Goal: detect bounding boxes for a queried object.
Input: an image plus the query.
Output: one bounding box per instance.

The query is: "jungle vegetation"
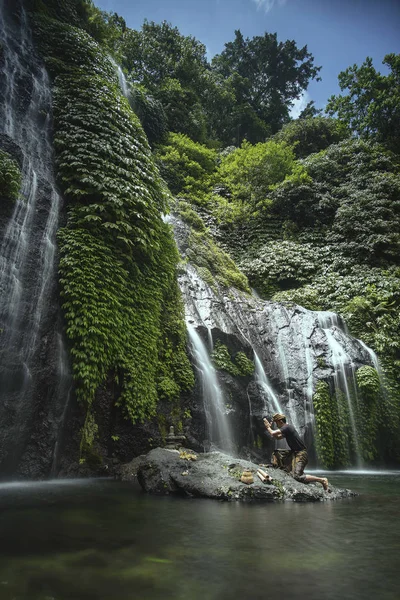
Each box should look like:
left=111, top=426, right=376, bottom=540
left=26, top=0, right=400, bottom=464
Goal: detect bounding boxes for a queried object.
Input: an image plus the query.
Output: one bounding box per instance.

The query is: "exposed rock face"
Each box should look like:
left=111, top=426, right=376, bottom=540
left=0, top=0, right=71, bottom=478
left=132, top=448, right=356, bottom=502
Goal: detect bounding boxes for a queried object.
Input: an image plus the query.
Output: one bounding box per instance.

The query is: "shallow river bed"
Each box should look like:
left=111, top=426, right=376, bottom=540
left=0, top=472, right=399, bottom=600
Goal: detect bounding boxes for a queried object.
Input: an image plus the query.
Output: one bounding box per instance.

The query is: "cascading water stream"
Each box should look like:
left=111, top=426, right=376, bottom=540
left=187, top=324, right=234, bottom=453
left=110, top=57, right=130, bottom=99
left=254, top=353, right=282, bottom=415
left=319, top=318, right=363, bottom=467
left=358, top=340, right=386, bottom=384
left=0, top=1, right=71, bottom=474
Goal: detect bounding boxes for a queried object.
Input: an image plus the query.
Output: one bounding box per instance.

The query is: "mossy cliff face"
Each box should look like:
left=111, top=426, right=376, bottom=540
left=27, top=1, right=194, bottom=467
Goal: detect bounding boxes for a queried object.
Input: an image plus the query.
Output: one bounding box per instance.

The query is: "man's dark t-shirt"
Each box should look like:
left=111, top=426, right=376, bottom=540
left=280, top=424, right=306, bottom=452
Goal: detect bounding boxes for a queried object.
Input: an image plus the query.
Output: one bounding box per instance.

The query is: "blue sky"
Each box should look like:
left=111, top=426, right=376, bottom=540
left=95, top=0, right=400, bottom=115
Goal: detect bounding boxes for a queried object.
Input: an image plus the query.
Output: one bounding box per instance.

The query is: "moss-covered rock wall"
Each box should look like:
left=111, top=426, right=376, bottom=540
left=27, top=1, right=194, bottom=466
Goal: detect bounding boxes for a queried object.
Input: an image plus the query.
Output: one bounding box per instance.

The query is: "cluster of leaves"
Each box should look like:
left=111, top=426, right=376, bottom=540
left=327, top=53, right=400, bottom=154
left=312, top=381, right=350, bottom=468
left=355, top=366, right=380, bottom=462
left=129, top=85, right=168, bottom=146
left=209, top=139, right=310, bottom=226
left=269, top=139, right=400, bottom=240
left=187, top=229, right=250, bottom=293
left=270, top=116, right=350, bottom=159
left=312, top=372, right=388, bottom=468
left=209, top=30, right=321, bottom=144
left=155, top=133, right=217, bottom=203
left=0, top=150, right=21, bottom=201
left=239, top=241, right=324, bottom=297
left=211, top=341, right=254, bottom=377
left=216, top=140, right=305, bottom=204
left=175, top=201, right=206, bottom=232
left=31, top=10, right=194, bottom=454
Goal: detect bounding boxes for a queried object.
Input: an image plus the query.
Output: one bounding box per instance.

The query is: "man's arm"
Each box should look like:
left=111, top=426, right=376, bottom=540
left=263, top=419, right=284, bottom=439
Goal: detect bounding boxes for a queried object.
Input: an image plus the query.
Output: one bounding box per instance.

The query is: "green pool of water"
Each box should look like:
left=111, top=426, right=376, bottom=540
left=0, top=472, right=399, bottom=600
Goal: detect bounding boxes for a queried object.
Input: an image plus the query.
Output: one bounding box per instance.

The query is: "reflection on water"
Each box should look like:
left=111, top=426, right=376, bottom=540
left=0, top=474, right=399, bottom=600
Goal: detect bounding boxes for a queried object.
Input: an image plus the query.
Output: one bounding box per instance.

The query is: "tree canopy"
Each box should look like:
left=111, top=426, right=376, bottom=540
left=210, top=30, right=321, bottom=144
left=326, top=53, right=400, bottom=153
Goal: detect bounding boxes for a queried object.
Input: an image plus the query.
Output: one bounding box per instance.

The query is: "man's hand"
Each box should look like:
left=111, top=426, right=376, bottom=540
left=263, top=418, right=273, bottom=430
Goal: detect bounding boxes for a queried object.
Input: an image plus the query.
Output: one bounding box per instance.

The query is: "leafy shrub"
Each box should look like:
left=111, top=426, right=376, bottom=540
left=211, top=342, right=254, bottom=377
left=271, top=116, right=349, bottom=158
left=0, top=150, right=21, bottom=200
left=155, top=132, right=217, bottom=203
left=129, top=85, right=168, bottom=146
left=270, top=139, right=400, bottom=238
left=188, top=229, right=250, bottom=292
left=240, top=240, right=324, bottom=297
left=216, top=139, right=304, bottom=207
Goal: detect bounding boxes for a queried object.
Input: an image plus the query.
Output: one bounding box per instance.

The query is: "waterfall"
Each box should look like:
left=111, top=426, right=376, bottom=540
left=358, top=340, right=385, bottom=381
left=167, top=215, right=378, bottom=466
left=254, top=353, right=282, bottom=415
left=110, top=57, right=130, bottom=99
left=0, top=1, right=71, bottom=475
left=187, top=325, right=234, bottom=453
left=318, top=317, right=363, bottom=467
left=117, top=66, right=129, bottom=98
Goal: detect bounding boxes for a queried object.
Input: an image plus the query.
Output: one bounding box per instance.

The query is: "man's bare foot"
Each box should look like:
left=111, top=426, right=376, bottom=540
left=322, top=477, right=330, bottom=492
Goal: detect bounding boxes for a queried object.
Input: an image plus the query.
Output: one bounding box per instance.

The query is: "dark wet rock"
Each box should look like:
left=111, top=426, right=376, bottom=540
left=119, top=454, right=147, bottom=480
left=134, top=448, right=356, bottom=502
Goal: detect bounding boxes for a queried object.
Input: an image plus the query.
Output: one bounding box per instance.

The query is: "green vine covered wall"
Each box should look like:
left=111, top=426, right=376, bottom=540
left=0, top=150, right=21, bottom=201
left=28, top=3, right=194, bottom=454
left=313, top=365, right=397, bottom=468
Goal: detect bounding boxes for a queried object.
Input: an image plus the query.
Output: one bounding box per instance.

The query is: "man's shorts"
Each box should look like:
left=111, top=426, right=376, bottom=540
left=272, top=449, right=308, bottom=483
left=292, top=450, right=308, bottom=483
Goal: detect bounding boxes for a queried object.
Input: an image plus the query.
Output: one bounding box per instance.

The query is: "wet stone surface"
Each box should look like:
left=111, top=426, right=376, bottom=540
left=125, top=448, right=357, bottom=502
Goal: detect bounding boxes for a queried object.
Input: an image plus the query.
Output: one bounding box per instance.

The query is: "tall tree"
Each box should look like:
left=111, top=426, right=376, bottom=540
left=210, top=30, right=321, bottom=144
left=120, top=20, right=209, bottom=141
left=121, top=20, right=208, bottom=94
left=326, top=54, right=400, bottom=153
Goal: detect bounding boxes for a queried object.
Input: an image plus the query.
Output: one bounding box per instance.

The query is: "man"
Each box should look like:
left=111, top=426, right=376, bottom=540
left=263, top=413, right=330, bottom=492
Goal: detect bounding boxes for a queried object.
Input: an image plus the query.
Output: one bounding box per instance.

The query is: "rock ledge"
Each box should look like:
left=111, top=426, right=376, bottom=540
left=123, top=448, right=356, bottom=502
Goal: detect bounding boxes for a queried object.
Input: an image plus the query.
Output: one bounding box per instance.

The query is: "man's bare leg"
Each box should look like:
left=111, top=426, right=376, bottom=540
left=304, top=474, right=330, bottom=491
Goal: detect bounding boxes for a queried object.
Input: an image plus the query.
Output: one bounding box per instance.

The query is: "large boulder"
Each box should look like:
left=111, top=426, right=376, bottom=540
left=132, top=448, right=356, bottom=502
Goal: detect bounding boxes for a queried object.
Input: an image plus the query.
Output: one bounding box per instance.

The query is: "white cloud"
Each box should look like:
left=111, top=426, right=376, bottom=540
left=252, top=0, right=288, bottom=14
left=289, top=91, right=311, bottom=119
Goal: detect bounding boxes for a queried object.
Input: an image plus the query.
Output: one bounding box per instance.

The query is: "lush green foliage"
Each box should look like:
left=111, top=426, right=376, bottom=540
left=312, top=381, right=350, bottom=468
left=211, top=139, right=309, bottom=224
left=210, top=30, right=321, bottom=144
left=103, top=20, right=321, bottom=146
left=217, top=140, right=299, bottom=202
left=240, top=241, right=323, bottom=297
left=211, top=341, right=254, bottom=377
left=129, top=85, right=168, bottom=146
left=327, top=53, right=400, bottom=153
left=155, top=133, right=217, bottom=203
left=31, top=7, right=194, bottom=455
left=270, top=117, right=349, bottom=158
left=27, top=0, right=126, bottom=52
left=270, top=140, right=400, bottom=258
left=121, top=21, right=209, bottom=142
left=187, top=229, right=250, bottom=293
left=174, top=200, right=250, bottom=294
left=0, top=150, right=21, bottom=200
